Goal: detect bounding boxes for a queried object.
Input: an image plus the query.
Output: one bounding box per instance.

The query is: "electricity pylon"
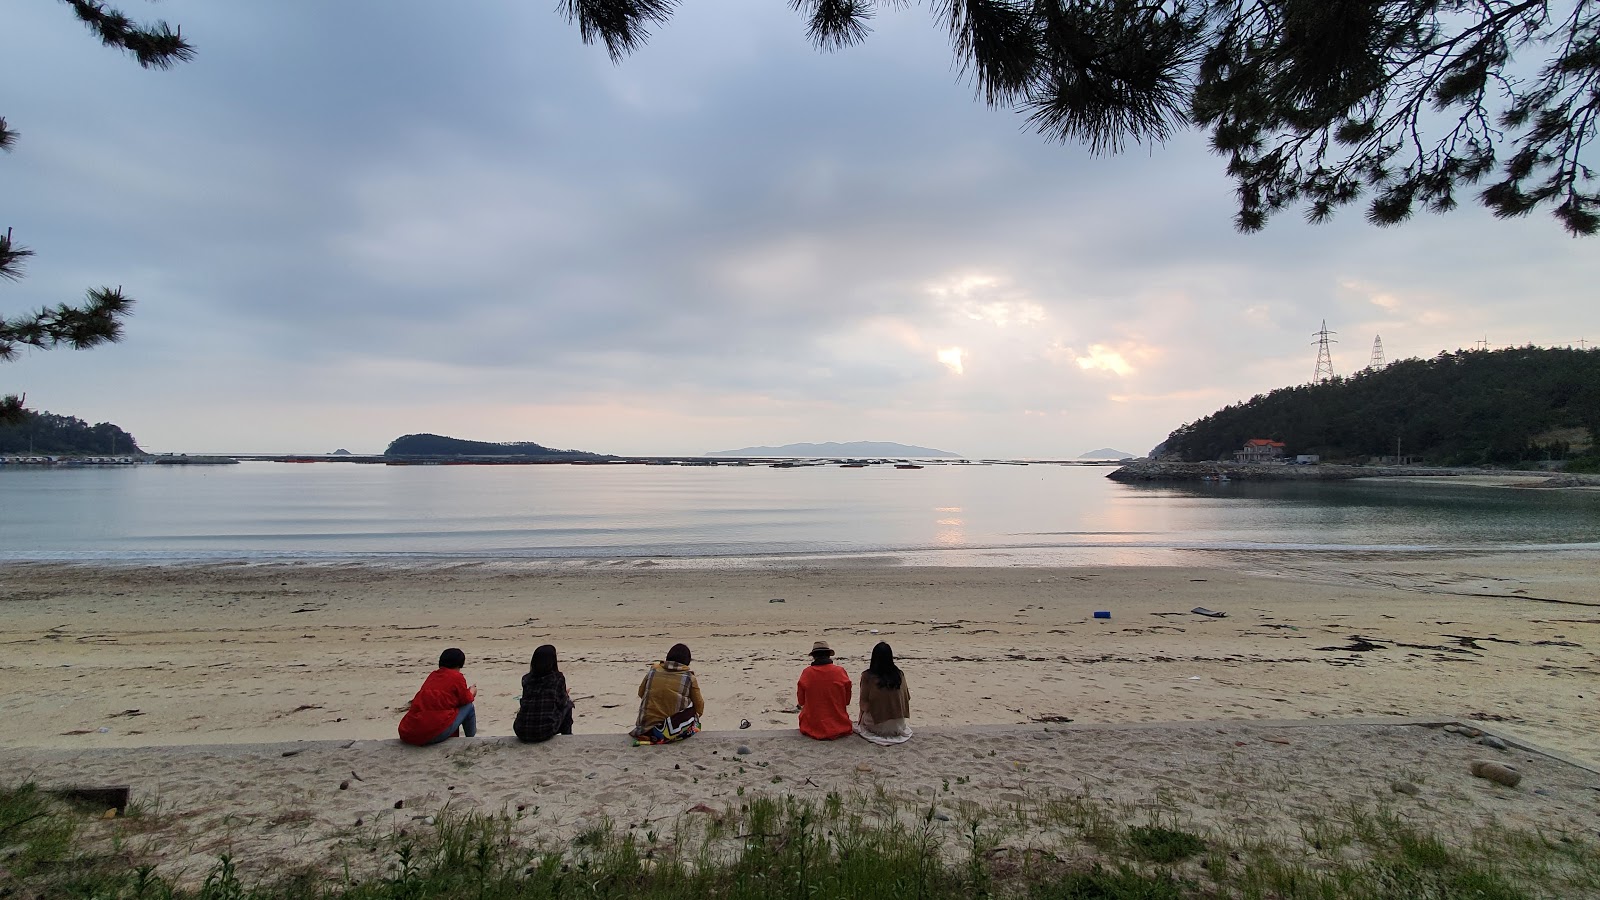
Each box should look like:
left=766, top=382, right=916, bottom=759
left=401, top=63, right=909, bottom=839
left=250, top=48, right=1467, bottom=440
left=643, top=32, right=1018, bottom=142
left=1366, top=334, right=1386, bottom=370
left=1312, top=320, right=1337, bottom=383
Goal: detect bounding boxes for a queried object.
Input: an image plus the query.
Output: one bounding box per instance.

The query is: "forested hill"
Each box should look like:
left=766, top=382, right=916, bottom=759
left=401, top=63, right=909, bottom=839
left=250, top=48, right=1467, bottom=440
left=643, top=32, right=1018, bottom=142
left=383, top=434, right=609, bottom=459
left=1164, top=347, right=1600, bottom=466
left=0, top=411, right=142, bottom=455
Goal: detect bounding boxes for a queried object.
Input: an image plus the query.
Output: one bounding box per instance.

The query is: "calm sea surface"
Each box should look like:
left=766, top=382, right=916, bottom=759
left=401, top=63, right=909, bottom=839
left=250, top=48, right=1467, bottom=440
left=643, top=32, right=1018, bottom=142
left=2, top=462, right=1598, bottom=565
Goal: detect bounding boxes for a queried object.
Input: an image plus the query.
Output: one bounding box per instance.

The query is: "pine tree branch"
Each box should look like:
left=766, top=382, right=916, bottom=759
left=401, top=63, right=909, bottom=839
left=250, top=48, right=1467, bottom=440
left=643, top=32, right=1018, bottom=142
left=0, top=394, right=24, bottom=426
left=0, top=116, right=16, bottom=151
left=58, top=0, right=194, bottom=69
left=0, top=228, right=34, bottom=282
left=0, top=287, right=134, bottom=362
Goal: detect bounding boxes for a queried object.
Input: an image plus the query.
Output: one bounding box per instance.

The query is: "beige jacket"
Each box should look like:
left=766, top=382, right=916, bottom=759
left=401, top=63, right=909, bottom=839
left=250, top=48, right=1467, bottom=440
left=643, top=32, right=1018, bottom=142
left=632, top=661, right=705, bottom=733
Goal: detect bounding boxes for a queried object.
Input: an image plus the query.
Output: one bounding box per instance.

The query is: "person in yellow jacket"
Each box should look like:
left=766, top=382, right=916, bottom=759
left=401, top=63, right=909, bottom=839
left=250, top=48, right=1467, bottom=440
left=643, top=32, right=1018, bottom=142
left=630, top=643, right=705, bottom=744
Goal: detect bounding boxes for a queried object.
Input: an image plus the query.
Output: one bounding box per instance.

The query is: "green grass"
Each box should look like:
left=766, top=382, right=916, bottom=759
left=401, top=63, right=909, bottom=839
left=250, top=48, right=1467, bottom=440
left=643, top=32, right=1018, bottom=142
left=5, top=781, right=1599, bottom=899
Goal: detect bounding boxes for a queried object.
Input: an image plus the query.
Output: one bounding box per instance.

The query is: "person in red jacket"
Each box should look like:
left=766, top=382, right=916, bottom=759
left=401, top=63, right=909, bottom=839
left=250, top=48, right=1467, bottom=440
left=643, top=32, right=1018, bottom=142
left=796, top=640, right=853, bottom=740
left=398, top=647, right=478, bottom=746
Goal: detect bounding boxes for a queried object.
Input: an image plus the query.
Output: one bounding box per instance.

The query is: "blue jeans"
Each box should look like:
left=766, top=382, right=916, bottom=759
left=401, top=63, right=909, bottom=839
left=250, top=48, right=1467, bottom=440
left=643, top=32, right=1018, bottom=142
left=427, top=702, right=476, bottom=744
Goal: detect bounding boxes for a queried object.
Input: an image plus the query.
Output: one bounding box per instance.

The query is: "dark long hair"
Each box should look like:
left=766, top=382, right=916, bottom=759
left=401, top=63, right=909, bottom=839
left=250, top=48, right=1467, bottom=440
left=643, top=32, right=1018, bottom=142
left=530, top=644, right=558, bottom=677
left=666, top=643, right=692, bottom=665
left=867, top=641, right=902, bottom=690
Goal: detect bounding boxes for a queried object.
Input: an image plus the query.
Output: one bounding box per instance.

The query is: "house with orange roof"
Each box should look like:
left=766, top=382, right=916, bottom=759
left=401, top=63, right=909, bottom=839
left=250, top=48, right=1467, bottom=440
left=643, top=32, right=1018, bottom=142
left=1234, top=439, right=1287, bottom=463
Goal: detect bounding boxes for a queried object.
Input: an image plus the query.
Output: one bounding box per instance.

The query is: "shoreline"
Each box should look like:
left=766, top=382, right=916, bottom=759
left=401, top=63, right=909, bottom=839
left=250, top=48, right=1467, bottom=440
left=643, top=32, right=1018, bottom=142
left=7, top=554, right=1600, bottom=890
left=4, top=554, right=1597, bottom=762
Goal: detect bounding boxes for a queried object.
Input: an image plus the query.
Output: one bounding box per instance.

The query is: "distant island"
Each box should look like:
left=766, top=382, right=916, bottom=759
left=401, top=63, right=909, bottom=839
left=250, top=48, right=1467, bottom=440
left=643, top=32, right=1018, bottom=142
left=384, top=433, right=611, bottom=460
left=1160, top=346, right=1599, bottom=471
left=707, top=441, right=961, bottom=458
left=0, top=410, right=142, bottom=456
left=1079, top=448, right=1139, bottom=460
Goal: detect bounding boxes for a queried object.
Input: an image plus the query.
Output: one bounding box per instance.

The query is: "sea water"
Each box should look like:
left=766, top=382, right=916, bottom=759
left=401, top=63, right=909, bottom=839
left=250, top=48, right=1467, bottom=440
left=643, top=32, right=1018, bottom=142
left=1, top=461, right=1598, bottom=564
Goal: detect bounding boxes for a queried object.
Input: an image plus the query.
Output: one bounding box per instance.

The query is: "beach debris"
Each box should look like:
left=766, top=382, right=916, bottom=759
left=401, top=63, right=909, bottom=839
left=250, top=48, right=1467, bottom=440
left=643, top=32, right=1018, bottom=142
left=97, top=727, right=111, bottom=733
left=1391, top=781, right=1421, bottom=796
left=281, top=750, right=302, bottom=758
left=354, top=817, right=364, bottom=827
left=45, top=785, right=130, bottom=814
left=109, top=709, right=144, bottom=718
left=855, top=763, right=873, bottom=773
left=351, top=770, right=365, bottom=782
left=1471, top=760, right=1522, bottom=788
left=736, top=745, right=752, bottom=755
left=870, top=629, right=880, bottom=634
left=394, top=800, right=405, bottom=809
left=739, top=719, right=751, bottom=729
left=1093, top=611, right=1111, bottom=619
left=1029, top=714, right=1073, bottom=724
left=1315, top=638, right=1385, bottom=652
left=1480, top=735, right=1509, bottom=750
left=339, top=780, right=350, bottom=790
left=1191, top=607, right=1228, bottom=618
left=934, top=812, right=952, bottom=821
left=769, top=598, right=785, bottom=603
left=1263, top=738, right=1292, bottom=746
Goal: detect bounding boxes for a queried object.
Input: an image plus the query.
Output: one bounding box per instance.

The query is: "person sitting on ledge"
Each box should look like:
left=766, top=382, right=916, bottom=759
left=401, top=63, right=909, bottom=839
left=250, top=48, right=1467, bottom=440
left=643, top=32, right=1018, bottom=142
left=630, top=643, right=704, bottom=744
left=513, top=644, right=574, bottom=743
left=398, top=647, right=477, bottom=746
left=797, top=640, right=853, bottom=740
left=855, top=641, right=912, bottom=745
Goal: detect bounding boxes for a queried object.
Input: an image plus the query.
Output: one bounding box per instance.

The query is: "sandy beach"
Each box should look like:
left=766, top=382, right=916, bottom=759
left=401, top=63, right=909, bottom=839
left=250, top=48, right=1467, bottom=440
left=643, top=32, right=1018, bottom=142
left=4, top=553, right=1599, bottom=884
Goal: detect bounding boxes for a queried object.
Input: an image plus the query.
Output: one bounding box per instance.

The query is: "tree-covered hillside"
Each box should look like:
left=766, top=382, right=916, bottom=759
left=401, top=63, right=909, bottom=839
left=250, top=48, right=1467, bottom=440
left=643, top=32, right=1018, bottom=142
left=1164, top=348, right=1600, bottom=466
left=0, top=410, right=141, bottom=455
left=383, top=433, right=607, bottom=459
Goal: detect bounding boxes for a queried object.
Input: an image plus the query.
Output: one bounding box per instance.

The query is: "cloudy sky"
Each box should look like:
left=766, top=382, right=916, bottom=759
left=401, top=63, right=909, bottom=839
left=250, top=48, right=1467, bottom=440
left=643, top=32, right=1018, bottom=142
left=4, top=2, right=1596, bottom=457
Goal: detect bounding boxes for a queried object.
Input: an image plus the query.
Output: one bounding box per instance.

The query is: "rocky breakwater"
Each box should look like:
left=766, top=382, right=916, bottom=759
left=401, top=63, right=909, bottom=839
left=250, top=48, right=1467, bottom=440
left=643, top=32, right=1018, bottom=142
left=1108, top=461, right=1413, bottom=482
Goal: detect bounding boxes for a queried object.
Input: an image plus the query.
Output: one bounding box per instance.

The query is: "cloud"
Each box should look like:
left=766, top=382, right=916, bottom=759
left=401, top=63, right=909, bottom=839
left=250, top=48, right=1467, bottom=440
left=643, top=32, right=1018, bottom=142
left=2, top=0, right=1596, bottom=457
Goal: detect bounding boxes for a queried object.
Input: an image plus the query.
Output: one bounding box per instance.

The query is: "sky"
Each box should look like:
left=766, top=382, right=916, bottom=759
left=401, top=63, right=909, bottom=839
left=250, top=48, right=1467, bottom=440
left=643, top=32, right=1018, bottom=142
left=3, top=2, right=1596, bottom=457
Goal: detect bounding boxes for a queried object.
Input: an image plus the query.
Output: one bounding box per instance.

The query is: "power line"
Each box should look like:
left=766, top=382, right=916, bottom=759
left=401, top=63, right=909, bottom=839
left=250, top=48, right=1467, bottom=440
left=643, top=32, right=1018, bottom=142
left=1366, top=334, right=1386, bottom=370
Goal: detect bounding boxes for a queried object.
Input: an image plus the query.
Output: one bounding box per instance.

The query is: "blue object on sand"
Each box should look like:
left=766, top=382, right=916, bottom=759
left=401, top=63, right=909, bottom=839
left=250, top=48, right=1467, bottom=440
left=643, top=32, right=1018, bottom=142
left=1093, top=610, right=1111, bottom=619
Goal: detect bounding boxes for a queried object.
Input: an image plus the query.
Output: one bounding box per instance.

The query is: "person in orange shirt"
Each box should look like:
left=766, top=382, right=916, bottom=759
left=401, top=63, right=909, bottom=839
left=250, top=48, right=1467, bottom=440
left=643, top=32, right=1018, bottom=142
left=398, top=647, right=478, bottom=746
left=796, top=640, right=853, bottom=740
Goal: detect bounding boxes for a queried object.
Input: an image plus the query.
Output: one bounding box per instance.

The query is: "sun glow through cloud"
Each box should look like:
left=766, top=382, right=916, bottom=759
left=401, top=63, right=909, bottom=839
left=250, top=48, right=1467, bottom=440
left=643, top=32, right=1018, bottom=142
left=1075, top=344, right=1135, bottom=376
left=937, top=347, right=965, bottom=375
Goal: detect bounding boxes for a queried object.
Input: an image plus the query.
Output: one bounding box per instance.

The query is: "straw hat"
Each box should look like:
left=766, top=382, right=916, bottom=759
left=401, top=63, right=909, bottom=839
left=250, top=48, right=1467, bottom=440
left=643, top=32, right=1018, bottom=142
left=810, top=640, right=833, bottom=656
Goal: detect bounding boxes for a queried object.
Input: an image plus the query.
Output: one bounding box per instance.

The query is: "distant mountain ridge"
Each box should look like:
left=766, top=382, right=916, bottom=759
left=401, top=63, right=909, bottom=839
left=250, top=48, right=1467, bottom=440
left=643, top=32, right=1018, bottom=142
left=708, top=441, right=960, bottom=458
left=1079, top=448, right=1138, bottom=459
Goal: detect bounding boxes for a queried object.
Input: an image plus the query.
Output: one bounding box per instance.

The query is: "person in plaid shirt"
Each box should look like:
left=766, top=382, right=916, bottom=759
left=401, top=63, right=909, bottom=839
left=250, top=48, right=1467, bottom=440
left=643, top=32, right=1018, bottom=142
left=513, top=644, right=574, bottom=742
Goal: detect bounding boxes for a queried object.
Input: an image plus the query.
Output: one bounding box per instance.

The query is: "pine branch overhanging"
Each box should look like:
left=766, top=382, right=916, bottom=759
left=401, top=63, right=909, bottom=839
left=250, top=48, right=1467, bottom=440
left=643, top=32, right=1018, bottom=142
left=560, top=0, right=1599, bottom=235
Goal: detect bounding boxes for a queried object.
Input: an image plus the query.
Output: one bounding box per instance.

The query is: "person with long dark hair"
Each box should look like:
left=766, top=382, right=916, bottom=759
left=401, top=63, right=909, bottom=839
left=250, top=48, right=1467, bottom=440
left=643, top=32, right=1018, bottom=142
left=855, top=641, right=911, bottom=744
left=513, top=644, right=574, bottom=743
left=398, top=647, right=477, bottom=746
